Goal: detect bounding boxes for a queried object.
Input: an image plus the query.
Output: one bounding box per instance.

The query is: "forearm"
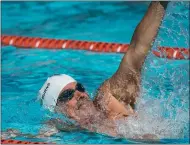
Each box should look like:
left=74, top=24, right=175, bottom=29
left=118, top=1, right=169, bottom=72
left=130, top=1, right=169, bottom=54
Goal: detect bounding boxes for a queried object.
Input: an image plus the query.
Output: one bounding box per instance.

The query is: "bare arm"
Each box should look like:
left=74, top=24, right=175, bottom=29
left=118, top=1, right=169, bottom=72
left=94, top=2, right=169, bottom=115
left=109, top=1, right=168, bottom=107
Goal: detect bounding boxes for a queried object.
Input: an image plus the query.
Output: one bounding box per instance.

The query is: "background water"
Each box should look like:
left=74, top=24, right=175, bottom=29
left=1, top=1, right=189, bottom=144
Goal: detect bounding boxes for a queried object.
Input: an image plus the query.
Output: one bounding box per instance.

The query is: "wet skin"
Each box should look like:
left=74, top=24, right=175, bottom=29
left=56, top=1, right=169, bottom=138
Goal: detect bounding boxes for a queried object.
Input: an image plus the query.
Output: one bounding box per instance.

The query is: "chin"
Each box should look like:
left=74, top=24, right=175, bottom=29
left=77, top=103, right=97, bottom=119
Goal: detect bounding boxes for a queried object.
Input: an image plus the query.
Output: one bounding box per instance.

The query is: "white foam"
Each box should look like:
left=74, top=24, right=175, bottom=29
left=115, top=53, right=189, bottom=139
left=116, top=95, right=188, bottom=139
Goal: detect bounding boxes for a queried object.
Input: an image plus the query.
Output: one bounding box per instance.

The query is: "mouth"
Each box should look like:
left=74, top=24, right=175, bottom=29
left=77, top=97, right=90, bottom=110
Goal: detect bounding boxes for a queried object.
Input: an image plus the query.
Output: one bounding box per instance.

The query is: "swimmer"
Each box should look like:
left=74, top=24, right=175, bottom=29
left=39, top=1, right=169, bottom=139
left=2, top=1, right=169, bottom=140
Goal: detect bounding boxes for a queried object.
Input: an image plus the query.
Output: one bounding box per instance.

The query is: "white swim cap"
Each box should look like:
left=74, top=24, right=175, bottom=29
left=38, top=74, right=76, bottom=111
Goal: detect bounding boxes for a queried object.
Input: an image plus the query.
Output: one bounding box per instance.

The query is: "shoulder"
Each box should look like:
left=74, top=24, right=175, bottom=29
left=93, top=79, right=111, bottom=111
left=93, top=80, right=135, bottom=118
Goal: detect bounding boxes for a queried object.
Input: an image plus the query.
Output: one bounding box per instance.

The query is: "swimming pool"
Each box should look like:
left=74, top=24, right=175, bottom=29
left=1, top=1, right=189, bottom=144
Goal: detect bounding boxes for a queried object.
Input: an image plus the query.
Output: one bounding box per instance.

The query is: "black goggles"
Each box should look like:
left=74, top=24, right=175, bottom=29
left=57, top=83, right=85, bottom=103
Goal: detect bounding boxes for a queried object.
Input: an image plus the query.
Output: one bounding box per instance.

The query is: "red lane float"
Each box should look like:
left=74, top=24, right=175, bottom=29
left=1, top=35, right=189, bottom=60
left=152, top=47, right=189, bottom=60
left=1, top=139, right=52, bottom=144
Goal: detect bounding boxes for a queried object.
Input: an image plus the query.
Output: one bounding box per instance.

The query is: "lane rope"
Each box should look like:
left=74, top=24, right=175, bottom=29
left=1, top=139, right=52, bottom=144
left=1, top=34, right=189, bottom=59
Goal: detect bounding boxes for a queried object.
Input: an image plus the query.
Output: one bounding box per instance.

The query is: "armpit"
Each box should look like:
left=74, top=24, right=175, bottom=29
left=93, top=80, right=112, bottom=113
left=109, top=69, right=141, bottom=109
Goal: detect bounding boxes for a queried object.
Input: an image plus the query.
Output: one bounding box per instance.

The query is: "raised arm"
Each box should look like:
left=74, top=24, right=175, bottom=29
left=94, top=2, right=169, bottom=116
left=118, top=1, right=169, bottom=72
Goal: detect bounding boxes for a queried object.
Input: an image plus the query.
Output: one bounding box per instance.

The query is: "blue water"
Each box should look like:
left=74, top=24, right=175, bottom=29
left=1, top=1, right=189, bottom=144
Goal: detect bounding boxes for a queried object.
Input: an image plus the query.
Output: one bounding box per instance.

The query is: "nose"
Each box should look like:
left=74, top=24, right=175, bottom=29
left=75, top=91, right=89, bottom=99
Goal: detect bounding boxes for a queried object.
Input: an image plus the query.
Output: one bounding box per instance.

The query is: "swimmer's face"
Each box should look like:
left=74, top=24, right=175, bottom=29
left=56, top=82, right=97, bottom=124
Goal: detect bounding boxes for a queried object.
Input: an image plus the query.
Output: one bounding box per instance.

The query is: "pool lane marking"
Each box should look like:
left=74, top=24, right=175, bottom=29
left=62, top=42, right=67, bottom=48
left=35, top=41, right=40, bottom=48
left=2, top=35, right=189, bottom=60
left=90, top=44, right=94, bottom=50
left=117, top=46, right=121, bottom=52
left=9, top=39, right=14, bottom=45
left=173, top=50, right=178, bottom=58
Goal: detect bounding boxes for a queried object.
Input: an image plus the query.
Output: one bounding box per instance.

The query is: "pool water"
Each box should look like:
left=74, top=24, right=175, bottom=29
left=1, top=1, right=189, bottom=144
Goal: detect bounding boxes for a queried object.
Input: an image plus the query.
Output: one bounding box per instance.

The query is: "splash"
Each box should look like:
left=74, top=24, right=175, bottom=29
left=116, top=94, right=188, bottom=139
left=116, top=1, right=189, bottom=140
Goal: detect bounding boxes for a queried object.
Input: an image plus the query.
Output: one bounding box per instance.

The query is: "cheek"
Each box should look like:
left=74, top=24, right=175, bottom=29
left=65, top=100, right=80, bottom=120
left=66, top=108, right=80, bottom=121
left=67, top=98, right=78, bottom=107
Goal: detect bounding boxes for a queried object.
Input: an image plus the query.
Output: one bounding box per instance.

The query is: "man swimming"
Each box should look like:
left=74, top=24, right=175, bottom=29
left=2, top=1, right=169, bottom=140
left=37, top=1, right=169, bottom=138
